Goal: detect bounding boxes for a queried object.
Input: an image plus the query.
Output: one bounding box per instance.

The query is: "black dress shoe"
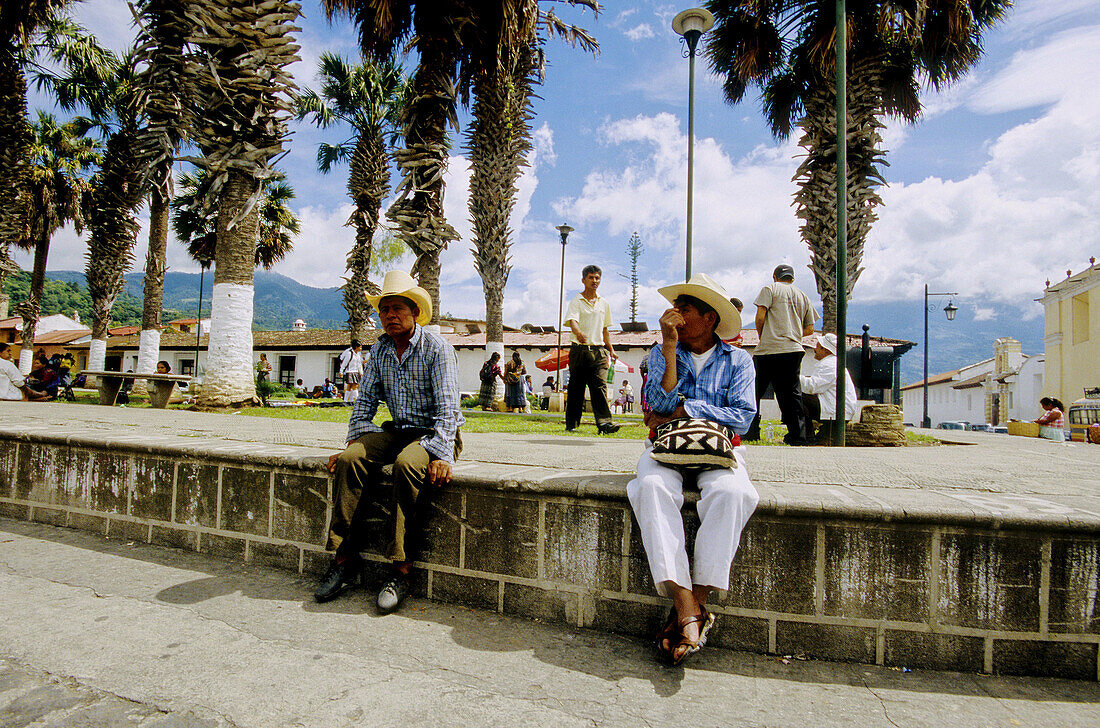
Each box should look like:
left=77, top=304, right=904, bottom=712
left=598, top=423, right=621, bottom=434
left=314, top=560, right=359, bottom=602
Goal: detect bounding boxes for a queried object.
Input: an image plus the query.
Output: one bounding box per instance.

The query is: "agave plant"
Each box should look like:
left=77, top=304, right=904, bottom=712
left=296, top=53, right=409, bottom=341
left=705, top=0, right=1011, bottom=330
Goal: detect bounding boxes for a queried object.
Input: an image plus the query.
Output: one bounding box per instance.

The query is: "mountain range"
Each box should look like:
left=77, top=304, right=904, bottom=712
left=40, top=270, right=1044, bottom=386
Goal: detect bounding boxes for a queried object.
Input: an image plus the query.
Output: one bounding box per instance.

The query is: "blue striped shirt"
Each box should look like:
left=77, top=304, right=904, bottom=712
left=643, top=337, right=757, bottom=435
left=347, top=325, right=465, bottom=463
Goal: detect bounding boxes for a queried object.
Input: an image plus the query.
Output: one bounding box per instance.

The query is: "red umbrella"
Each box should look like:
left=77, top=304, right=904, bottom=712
left=535, top=348, right=569, bottom=372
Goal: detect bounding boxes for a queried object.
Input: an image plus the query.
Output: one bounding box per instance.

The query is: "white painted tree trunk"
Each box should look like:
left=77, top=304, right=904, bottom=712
left=18, top=348, right=31, bottom=375
left=131, top=329, right=161, bottom=396
left=198, top=282, right=256, bottom=406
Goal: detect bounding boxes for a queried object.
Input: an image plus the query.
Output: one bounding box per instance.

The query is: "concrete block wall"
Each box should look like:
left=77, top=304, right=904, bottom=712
left=0, top=430, right=1097, bottom=680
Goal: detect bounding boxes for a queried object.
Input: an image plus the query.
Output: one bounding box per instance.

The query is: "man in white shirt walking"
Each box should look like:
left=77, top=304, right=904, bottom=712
left=338, top=339, right=364, bottom=403
left=563, top=265, right=620, bottom=434
left=799, top=332, right=858, bottom=440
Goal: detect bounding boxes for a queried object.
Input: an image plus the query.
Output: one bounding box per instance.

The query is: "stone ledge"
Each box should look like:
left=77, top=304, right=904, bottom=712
left=3, top=426, right=1099, bottom=532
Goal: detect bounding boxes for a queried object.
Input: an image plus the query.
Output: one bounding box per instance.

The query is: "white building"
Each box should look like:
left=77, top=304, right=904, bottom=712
left=900, top=338, right=1045, bottom=427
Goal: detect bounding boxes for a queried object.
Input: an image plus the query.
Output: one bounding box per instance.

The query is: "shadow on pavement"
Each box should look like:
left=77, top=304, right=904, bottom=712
left=5, top=518, right=1099, bottom=704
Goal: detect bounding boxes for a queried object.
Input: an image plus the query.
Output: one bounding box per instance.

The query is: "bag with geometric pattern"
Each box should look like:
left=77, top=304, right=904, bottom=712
left=650, top=417, right=737, bottom=471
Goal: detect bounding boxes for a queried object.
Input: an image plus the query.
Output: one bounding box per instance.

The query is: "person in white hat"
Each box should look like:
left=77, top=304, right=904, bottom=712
left=626, top=273, right=759, bottom=665
left=799, top=332, right=859, bottom=439
left=315, top=271, right=465, bottom=615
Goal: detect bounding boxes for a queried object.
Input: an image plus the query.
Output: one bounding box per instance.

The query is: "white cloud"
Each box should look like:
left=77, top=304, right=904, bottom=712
left=624, top=24, right=656, bottom=42
left=554, top=112, right=804, bottom=322
left=973, top=308, right=997, bottom=322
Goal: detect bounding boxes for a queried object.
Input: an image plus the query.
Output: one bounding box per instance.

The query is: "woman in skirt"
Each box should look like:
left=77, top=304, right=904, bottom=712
left=478, top=352, right=504, bottom=410
left=503, top=351, right=527, bottom=412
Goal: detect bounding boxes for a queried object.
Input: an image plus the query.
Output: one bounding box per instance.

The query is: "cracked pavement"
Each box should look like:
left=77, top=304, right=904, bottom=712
left=1, top=519, right=1098, bottom=727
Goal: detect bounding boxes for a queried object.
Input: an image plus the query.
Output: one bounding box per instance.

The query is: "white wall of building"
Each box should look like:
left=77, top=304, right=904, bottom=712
left=1007, top=355, right=1046, bottom=421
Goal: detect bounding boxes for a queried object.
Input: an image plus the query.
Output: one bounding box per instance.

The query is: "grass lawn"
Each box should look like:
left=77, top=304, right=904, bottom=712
left=65, top=388, right=939, bottom=446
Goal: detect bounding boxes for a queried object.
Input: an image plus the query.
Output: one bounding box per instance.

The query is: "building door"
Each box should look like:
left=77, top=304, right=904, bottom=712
left=990, top=393, right=1000, bottom=425
left=279, top=355, right=296, bottom=387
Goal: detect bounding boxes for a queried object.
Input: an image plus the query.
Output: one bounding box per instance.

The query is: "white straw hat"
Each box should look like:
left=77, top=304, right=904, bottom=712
left=365, top=270, right=432, bottom=325
left=657, top=273, right=742, bottom=340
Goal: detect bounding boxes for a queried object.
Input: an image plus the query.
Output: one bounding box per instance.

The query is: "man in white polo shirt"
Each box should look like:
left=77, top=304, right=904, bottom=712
left=563, top=264, right=620, bottom=434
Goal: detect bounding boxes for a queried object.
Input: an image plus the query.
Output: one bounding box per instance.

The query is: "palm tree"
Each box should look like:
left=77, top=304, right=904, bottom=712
left=181, top=0, right=300, bottom=406
left=462, top=1, right=597, bottom=348
left=171, top=170, right=300, bottom=271
left=0, top=4, right=86, bottom=316
left=296, top=53, right=409, bottom=341
left=705, top=0, right=1010, bottom=330
left=323, top=0, right=465, bottom=327
left=12, top=112, right=98, bottom=372
left=130, top=0, right=193, bottom=389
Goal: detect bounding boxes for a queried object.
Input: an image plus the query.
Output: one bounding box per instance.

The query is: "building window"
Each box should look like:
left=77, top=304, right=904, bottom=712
left=179, top=359, right=195, bottom=376
left=279, top=355, right=296, bottom=387
left=1073, top=292, right=1090, bottom=344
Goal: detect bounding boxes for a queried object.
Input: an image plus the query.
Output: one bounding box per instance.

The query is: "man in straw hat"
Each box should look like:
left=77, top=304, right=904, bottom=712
left=315, top=271, right=465, bottom=614
left=627, top=273, right=759, bottom=665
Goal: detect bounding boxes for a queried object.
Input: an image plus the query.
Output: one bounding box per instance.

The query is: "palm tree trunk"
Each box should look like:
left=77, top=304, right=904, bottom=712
left=197, top=169, right=260, bottom=407
left=794, top=57, right=886, bottom=333
left=387, top=13, right=460, bottom=327
left=17, top=228, right=50, bottom=374
left=343, top=133, right=386, bottom=341
left=0, top=50, right=31, bottom=253
left=133, top=178, right=170, bottom=394
left=86, top=129, right=143, bottom=373
left=469, top=44, right=535, bottom=347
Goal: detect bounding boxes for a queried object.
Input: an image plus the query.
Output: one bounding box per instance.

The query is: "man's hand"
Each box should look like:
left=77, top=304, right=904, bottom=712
left=327, top=452, right=341, bottom=473
left=427, top=459, right=453, bottom=487
left=659, top=308, right=682, bottom=344
left=644, top=406, right=688, bottom=429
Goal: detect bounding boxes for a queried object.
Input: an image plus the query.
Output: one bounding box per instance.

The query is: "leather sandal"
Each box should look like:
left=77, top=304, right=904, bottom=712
left=655, top=607, right=679, bottom=657
left=664, top=607, right=715, bottom=666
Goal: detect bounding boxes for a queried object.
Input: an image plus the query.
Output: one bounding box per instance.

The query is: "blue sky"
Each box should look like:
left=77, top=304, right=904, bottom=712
left=21, top=0, right=1100, bottom=340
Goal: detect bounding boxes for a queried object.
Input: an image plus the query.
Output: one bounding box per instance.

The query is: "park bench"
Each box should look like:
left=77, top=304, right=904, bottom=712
left=81, top=370, right=192, bottom=408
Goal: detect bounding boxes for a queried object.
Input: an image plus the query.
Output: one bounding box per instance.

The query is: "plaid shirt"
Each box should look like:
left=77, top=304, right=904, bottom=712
left=643, top=337, right=757, bottom=435
left=347, top=325, right=465, bottom=463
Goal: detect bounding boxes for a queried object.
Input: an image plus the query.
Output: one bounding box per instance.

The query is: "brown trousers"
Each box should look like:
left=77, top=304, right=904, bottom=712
left=327, top=428, right=461, bottom=563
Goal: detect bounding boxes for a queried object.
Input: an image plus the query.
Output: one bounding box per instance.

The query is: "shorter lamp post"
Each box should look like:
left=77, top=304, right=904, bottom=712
left=672, top=7, right=714, bottom=281
left=922, top=284, right=959, bottom=429
left=555, top=224, right=573, bottom=391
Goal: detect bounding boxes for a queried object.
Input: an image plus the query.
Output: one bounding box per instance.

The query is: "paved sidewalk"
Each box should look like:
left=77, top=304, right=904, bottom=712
left=1, top=518, right=1098, bottom=728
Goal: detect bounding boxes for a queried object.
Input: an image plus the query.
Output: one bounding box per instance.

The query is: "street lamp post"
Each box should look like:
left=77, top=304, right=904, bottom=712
left=922, top=284, right=959, bottom=429
left=555, top=224, right=573, bottom=392
left=672, top=8, right=714, bottom=282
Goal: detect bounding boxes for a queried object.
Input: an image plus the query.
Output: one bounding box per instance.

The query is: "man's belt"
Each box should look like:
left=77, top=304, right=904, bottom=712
left=570, top=343, right=604, bottom=349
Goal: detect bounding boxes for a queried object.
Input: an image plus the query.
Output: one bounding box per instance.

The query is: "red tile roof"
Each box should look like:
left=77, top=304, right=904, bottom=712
left=34, top=329, right=91, bottom=345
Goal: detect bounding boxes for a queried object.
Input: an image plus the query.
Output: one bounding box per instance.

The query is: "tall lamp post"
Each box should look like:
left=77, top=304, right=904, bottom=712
left=672, top=8, right=714, bottom=282
left=922, top=284, right=959, bottom=429
left=555, top=224, right=573, bottom=391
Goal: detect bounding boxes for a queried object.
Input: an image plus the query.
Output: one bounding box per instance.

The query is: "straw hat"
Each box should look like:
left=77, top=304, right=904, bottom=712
left=657, top=273, right=742, bottom=340
left=816, top=332, right=838, bottom=355
left=365, top=271, right=432, bottom=325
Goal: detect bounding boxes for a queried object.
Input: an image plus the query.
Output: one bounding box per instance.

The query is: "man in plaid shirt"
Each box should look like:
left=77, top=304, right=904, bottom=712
left=315, top=271, right=465, bottom=614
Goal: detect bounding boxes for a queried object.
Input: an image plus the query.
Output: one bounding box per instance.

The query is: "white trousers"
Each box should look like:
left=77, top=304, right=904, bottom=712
left=627, top=446, right=759, bottom=596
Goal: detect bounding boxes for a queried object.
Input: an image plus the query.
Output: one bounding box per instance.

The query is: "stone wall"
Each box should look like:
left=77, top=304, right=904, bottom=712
left=0, top=430, right=1097, bottom=680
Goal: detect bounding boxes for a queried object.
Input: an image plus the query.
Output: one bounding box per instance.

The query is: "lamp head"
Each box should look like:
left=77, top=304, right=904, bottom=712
left=943, top=300, right=958, bottom=321
left=672, top=8, right=715, bottom=36
left=556, top=224, right=573, bottom=244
